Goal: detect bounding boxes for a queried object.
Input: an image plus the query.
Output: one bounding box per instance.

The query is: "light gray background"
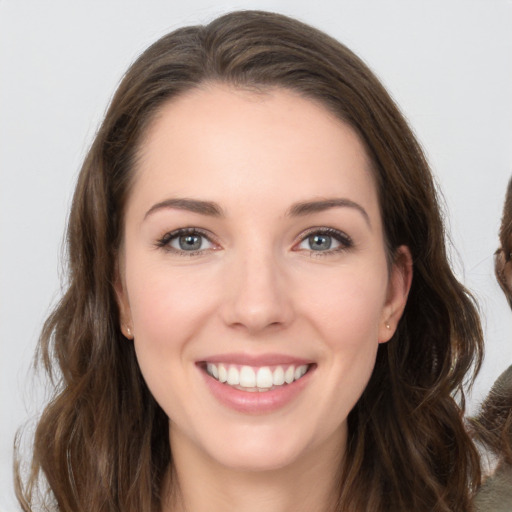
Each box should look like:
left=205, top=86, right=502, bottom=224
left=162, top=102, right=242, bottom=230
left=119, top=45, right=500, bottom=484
left=1, top=1, right=511, bottom=508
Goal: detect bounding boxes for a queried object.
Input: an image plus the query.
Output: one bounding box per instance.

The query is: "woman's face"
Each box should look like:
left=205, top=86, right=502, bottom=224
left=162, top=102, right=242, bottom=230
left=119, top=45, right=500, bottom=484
left=116, top=85, right=411, bottom=472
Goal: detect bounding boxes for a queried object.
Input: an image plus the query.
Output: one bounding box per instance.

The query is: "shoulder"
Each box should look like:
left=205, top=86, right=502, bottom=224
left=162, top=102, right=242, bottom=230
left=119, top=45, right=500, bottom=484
left=474, top=466, right=512, bottom=512
left=473, top=365, right=512, bottom=512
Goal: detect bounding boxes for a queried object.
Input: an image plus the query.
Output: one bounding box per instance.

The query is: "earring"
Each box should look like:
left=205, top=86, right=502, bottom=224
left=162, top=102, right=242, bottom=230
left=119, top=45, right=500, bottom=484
left=385, top=322, right=391, bottom=330
left=125, top=326, right=133, bottom=339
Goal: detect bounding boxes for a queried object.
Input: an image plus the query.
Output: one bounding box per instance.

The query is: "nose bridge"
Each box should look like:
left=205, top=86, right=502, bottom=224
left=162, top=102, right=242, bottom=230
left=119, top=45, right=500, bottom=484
left=222, top=240, right=293, bottom=333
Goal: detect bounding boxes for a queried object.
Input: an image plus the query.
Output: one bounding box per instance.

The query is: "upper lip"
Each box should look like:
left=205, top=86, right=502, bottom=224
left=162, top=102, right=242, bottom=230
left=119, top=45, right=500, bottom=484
left=197, top=353, right=314, bottom=366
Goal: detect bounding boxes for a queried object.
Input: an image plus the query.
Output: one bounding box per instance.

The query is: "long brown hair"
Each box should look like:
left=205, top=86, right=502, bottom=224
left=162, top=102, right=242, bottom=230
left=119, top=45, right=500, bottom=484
left=15, top=10, right=483, bottom=511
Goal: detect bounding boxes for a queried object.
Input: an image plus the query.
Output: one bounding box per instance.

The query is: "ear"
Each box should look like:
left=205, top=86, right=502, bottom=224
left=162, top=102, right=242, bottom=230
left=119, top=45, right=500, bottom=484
left=495, top=248, right=512, bottom=305
left=114, top=259, right=134, bottom=340
left=378, top=245, right=413, bottom=343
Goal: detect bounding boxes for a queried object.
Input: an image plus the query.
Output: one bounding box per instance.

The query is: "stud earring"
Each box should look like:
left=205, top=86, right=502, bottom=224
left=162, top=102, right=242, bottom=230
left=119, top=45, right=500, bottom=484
left=385, top=322, right=391, bottom=330
left=125, top=326, right=133, bottom=339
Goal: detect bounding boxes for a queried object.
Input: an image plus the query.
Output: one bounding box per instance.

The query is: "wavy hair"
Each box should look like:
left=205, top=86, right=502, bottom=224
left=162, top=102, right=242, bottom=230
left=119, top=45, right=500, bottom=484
left=15, top=10, right=483, bottom=512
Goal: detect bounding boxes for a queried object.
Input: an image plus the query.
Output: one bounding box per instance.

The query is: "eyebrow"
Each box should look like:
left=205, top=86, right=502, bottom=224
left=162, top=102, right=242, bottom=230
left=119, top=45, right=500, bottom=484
left=144, top=196, right=371, bottom=228
left=144, top=198, right=224, bottom=219
left=287, top=198, right=371, bottom=228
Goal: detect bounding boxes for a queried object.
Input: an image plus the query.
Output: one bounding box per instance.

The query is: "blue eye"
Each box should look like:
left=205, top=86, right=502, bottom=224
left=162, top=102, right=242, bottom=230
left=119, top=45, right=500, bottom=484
left=174, top=233, right=206, bottom=251
left=157, top=229, right=215, bottom=254
left=296, top=228, right=352, bottom=253
left=307, top=234, right=334, bottom=251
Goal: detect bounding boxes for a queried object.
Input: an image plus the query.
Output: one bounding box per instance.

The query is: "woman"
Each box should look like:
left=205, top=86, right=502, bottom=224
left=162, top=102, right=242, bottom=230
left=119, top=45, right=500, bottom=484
left=15, top=10, right=484, bottom=512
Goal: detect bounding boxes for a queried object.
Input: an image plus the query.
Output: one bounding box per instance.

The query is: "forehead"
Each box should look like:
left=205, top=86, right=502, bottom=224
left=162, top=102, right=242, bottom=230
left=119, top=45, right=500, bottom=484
left=130, top=84, right=379, bottom=221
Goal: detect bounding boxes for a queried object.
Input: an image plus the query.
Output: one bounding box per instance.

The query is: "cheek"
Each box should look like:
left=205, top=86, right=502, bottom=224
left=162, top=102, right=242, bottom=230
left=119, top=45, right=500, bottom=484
left=126, top=261, right=218, bottom=347
left=301, top=263, right=389, bottom=348
left=280, top=264, right=388, bottom=440
left=308, top=266, right=388, bottom=411
left=126, top=263, right=219, bottom=418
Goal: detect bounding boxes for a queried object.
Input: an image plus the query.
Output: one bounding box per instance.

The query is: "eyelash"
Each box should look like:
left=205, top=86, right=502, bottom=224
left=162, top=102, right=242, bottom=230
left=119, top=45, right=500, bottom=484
left=294, top=227, right=353, bottom=256
left=155, top=227, right=353, bottom=256
left=155, top=227, right=218, bottom=256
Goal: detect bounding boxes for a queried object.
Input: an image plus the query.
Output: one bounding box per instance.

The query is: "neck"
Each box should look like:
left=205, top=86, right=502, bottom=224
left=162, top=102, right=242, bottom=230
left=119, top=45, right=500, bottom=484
left=162, top=425, right=345, bottom=512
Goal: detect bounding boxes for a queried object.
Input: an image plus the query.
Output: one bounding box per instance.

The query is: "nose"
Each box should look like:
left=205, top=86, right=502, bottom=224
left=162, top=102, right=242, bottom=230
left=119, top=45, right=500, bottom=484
left=219, top=248, right=294, bottom=335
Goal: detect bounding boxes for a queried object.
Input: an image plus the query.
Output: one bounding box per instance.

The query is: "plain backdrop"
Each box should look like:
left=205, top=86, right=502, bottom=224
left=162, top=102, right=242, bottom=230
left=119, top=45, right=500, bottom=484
left=1, top=0, right=511, bottom=508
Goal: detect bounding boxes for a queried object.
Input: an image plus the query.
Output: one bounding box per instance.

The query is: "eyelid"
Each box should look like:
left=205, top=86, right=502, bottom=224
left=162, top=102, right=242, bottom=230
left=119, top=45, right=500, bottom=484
left=293, top=227, right=353, bottom=253
left=155, top=227, right=220, bottom=255
left=154, top=226, right=352, bottom=256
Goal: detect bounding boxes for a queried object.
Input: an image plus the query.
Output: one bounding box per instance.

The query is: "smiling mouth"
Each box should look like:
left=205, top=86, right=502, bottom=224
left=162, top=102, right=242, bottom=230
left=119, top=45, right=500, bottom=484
left=203, top=363, right=313, bottom=392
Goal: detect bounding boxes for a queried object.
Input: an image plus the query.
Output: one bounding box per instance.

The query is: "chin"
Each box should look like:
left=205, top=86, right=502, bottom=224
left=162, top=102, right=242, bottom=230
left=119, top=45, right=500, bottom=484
left=209, top=441, right=305, bottom=473
left=195, top=420, right=334, bottom=473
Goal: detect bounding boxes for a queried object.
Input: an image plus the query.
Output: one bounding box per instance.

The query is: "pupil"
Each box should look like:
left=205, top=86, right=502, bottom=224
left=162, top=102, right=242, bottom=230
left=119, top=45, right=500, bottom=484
left=310, top=234, right=331, bottom=250
left=179, top=234, right=201, bottom=251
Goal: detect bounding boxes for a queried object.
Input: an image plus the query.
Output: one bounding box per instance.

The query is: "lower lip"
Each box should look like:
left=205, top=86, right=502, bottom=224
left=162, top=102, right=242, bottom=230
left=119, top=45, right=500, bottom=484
left=200, top=366, right=314, bottom=414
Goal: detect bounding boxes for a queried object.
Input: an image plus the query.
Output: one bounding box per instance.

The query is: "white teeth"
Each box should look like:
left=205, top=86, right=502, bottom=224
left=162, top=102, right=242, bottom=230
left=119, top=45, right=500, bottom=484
left=273, top=366, right=285, bottom=385
left=256, top=367, right=273, bottom=388
left=205, top=362, right=310, bottom=390
left=239, top=366, right=256, bottom=387
left=227, top=366, right=240, bottom=385
left=294, top=365, right=307, bottom=380
left=218, top=364, right=228, bottom=383
left=206, top=363, right=219, bottom=379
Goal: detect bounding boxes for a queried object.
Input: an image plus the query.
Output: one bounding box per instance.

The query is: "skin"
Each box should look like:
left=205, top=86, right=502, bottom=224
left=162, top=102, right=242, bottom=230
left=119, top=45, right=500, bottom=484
left=495, top=179, right=512, bottom=305
left=116, top=84, right=412, bottom=512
